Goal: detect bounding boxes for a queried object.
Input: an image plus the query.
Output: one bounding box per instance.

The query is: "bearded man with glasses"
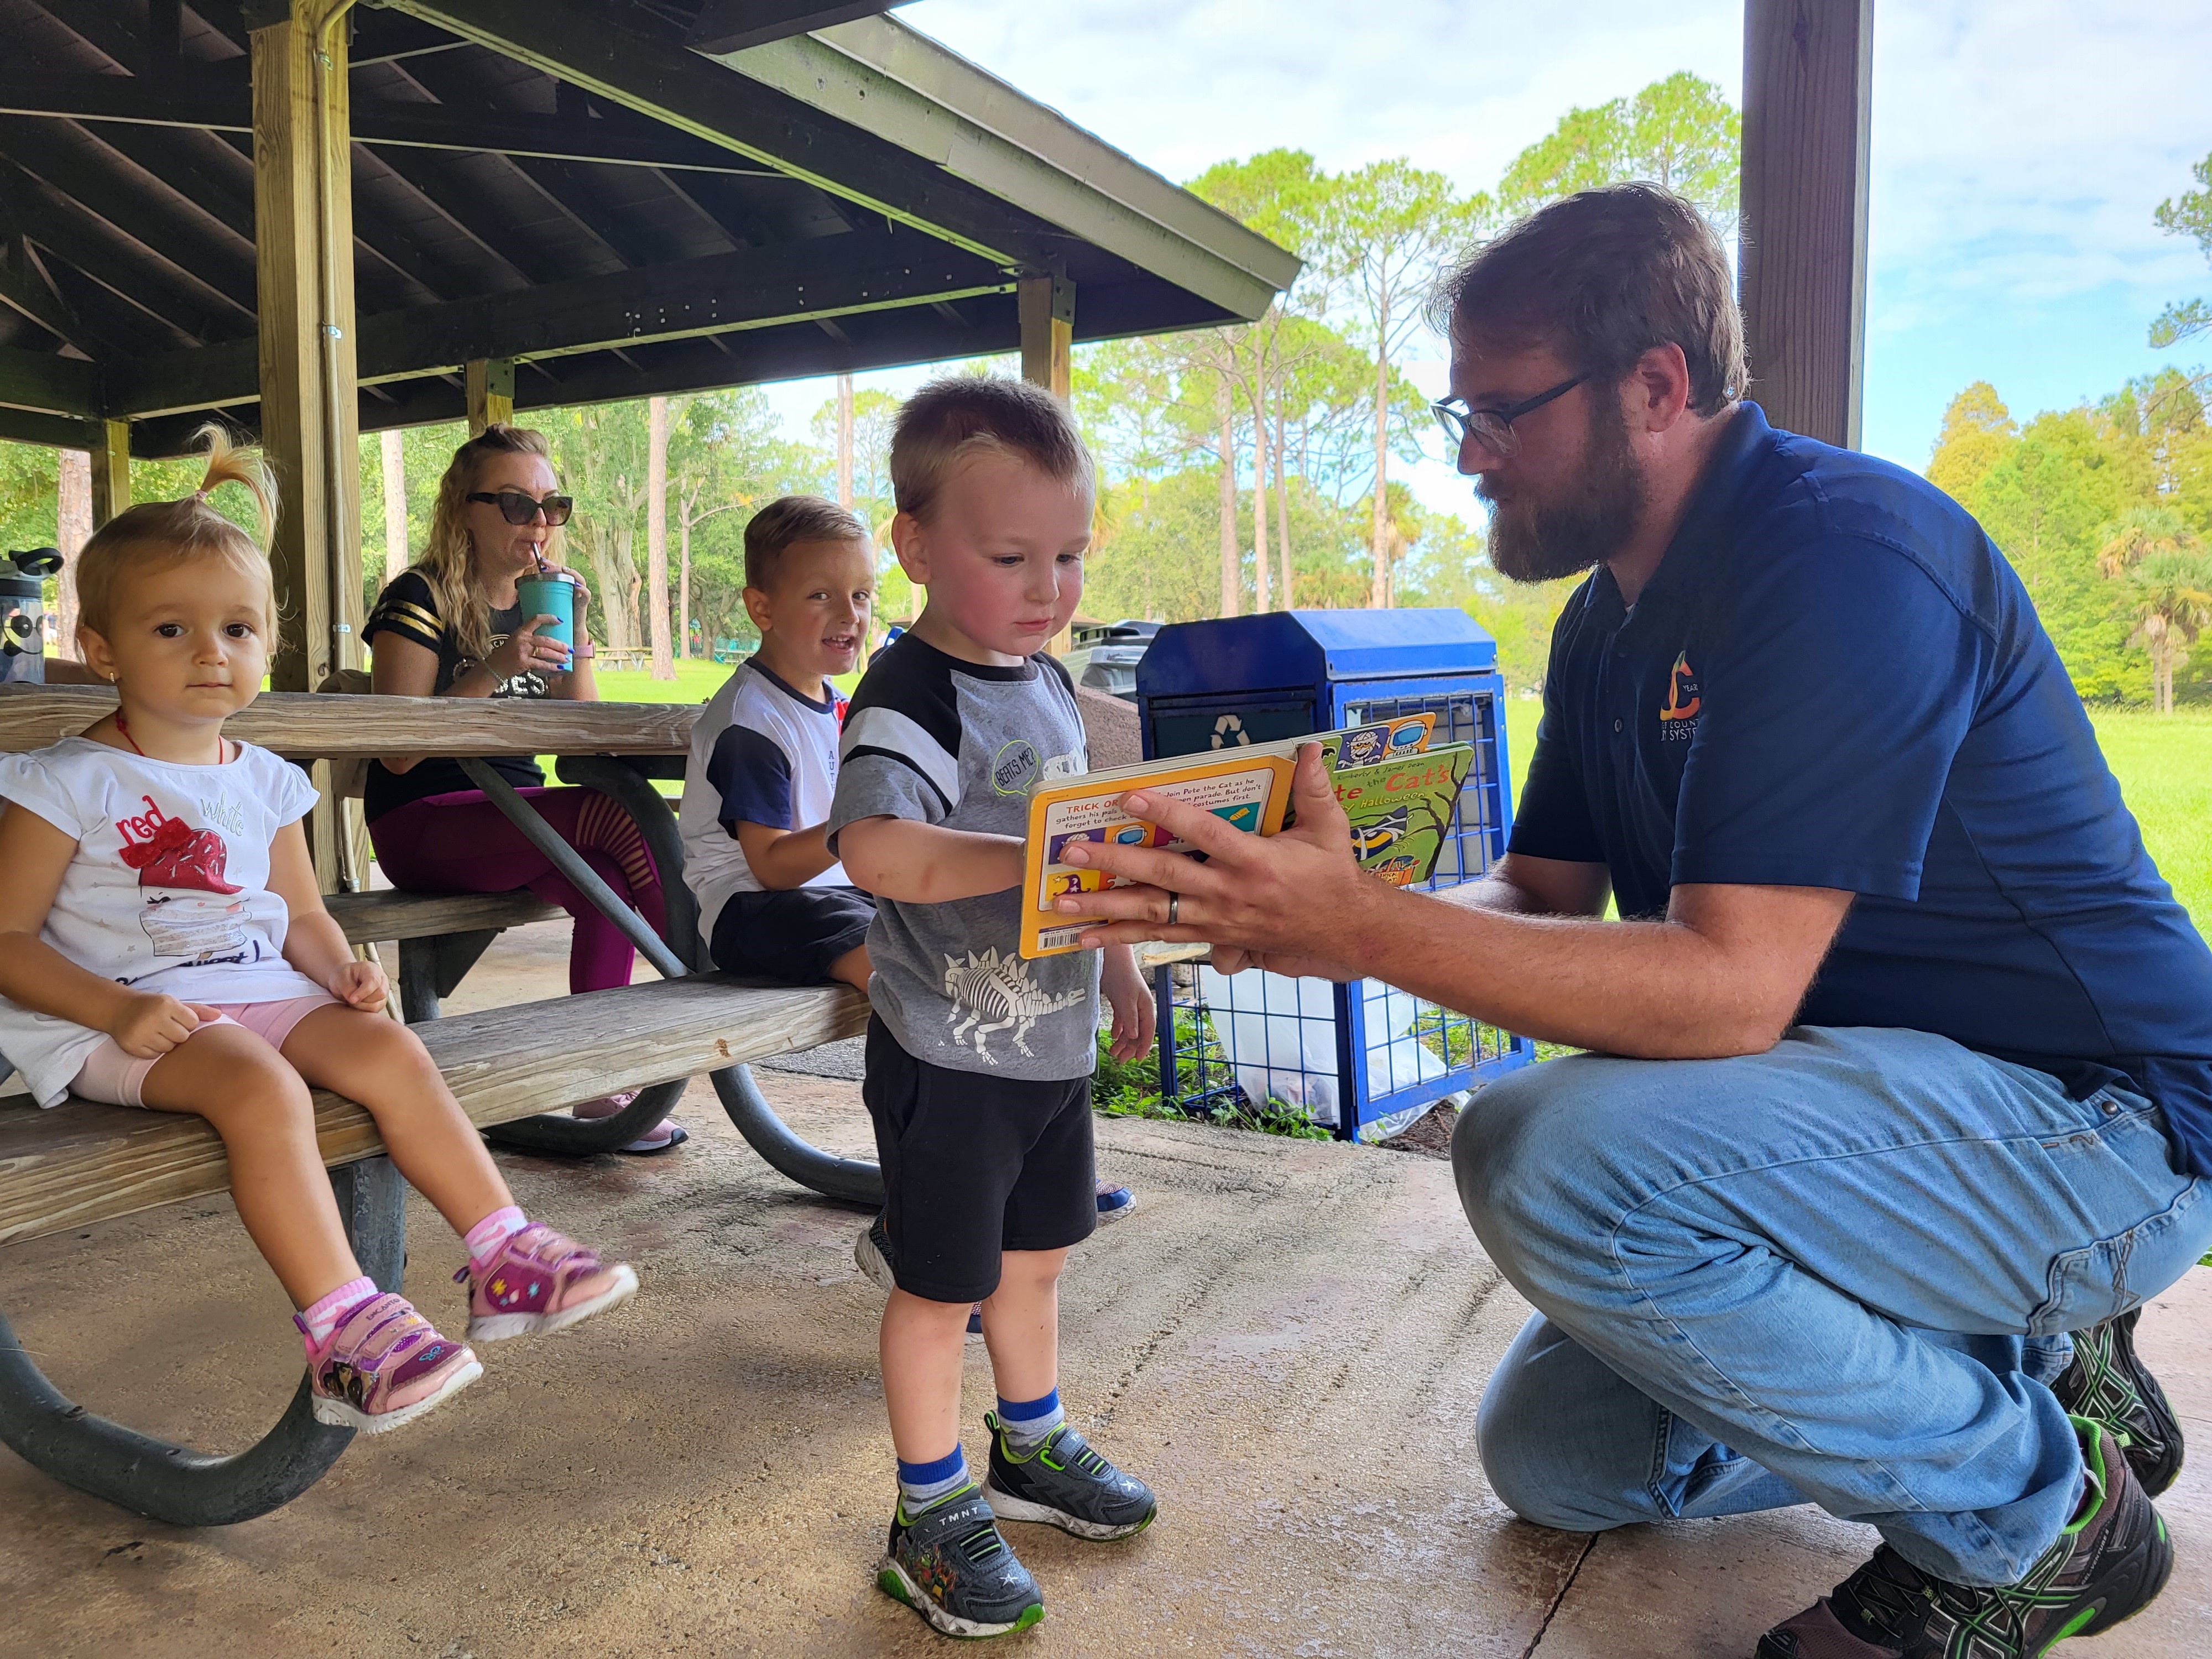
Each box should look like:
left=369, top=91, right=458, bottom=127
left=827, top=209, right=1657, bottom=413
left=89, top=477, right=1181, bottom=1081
left=1060, top=182, right=2208, bottom=1657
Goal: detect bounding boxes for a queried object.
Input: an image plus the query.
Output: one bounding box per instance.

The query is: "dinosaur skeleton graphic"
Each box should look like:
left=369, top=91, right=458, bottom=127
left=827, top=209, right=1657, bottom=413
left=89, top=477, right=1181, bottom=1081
left=942, top=947, right=1087, bottom=1063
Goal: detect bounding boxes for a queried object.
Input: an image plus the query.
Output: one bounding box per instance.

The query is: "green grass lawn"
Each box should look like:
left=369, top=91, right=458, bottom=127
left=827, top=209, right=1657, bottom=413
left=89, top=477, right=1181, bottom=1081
left=589, top=658, right=730, bottom=706
left=1504, top=698, right=2212, bottom=939
left=2088, top=711, right=2212, bottom=938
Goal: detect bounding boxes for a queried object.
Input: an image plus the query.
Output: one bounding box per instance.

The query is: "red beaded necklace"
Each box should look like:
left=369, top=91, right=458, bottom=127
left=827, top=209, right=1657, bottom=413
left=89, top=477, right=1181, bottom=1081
left=113, top=712, right=230, bottom=764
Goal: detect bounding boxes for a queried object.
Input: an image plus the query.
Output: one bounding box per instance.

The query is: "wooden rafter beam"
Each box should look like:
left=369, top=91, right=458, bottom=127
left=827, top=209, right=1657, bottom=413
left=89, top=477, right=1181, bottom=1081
left=685, top=1, right=901, bottom=54
left=109, top=237, right=1009, bottom=416
left=0, top=74, right=787, bottom=175
left=0, top=343, right=100, bottom=419
left=0, top=160, right=228, bottom=349
left=0, top=125, right=259, bottom=321
left=0, top=233, right=84, bottom=352
left=385, top=0, right=1050, bottom=267
left=0, top=405, right=99, bottom=448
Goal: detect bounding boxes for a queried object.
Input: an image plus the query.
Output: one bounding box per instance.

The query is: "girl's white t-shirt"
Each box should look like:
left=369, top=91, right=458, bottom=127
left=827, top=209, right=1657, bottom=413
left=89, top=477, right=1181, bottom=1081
left=0, top=737, right=328, bottom=1107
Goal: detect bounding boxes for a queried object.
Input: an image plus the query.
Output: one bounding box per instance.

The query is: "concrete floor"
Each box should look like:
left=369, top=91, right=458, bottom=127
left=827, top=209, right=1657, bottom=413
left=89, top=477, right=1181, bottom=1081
left=1, top=922, right=2206, bottom=1658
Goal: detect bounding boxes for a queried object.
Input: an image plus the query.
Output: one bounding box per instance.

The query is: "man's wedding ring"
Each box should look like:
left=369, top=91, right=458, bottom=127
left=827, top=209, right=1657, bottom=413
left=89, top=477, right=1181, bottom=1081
left=1166, top=892, right=1180, bottom=926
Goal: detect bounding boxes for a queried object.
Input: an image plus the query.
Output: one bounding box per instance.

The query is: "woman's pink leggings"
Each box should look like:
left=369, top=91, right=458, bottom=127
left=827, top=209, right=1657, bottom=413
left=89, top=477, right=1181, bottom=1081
left=369, top=786, right=666, bottom=994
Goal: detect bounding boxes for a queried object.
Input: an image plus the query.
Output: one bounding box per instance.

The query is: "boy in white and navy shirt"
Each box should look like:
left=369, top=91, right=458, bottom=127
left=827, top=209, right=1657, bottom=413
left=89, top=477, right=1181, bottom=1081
left=679, top=497, right=877, bottom=990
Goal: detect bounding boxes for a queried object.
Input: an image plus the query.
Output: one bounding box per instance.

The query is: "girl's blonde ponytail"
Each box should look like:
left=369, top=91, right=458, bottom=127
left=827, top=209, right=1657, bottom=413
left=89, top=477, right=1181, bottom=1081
left=73, top=423, right=280, bottom=642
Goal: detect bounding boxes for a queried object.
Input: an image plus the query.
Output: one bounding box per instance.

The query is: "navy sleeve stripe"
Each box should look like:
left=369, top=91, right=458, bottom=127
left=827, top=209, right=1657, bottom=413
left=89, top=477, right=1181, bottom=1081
left=706, top=724, right=795, bottom=832
left=842, top=634, right=963, bottom=757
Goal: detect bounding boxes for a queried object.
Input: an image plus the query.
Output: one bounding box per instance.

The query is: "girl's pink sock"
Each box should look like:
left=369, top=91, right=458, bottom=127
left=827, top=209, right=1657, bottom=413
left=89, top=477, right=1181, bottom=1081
left=463, top=1206, right=529, bottom=1270
left=295, top=1275, right=379, bottom=1354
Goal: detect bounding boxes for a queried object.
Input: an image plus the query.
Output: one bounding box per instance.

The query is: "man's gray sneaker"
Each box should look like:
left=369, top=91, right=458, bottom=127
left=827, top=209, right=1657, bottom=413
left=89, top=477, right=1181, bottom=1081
left=983, top=1414, right=1156, bottom=1541
left=877, top=1483, right=1044, bottom=1639
left=1755, top=1418, right=2171, bottom=1658
left=2052, top=1309, right=2183, bottom=1498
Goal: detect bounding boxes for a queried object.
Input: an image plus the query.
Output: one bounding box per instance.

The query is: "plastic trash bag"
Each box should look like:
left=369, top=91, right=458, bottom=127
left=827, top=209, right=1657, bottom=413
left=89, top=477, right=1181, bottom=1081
left=1196, top=968, right=1464, bottom=1138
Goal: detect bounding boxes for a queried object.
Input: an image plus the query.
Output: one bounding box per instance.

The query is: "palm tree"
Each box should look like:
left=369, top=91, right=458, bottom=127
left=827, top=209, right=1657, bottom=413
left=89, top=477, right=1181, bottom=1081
left=2122, top=551, right=2212, bottom=714
left=2095, top=508, right=2210, bottom=711
left=2096, top=505, right=2199, bottom=579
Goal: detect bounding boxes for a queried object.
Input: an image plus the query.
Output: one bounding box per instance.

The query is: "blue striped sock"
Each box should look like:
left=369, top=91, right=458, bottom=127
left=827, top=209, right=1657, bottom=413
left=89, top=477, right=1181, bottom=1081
left=896, top=1446, right=968, bottom=1514
left=995, top=1388, right=1065, bottom=1452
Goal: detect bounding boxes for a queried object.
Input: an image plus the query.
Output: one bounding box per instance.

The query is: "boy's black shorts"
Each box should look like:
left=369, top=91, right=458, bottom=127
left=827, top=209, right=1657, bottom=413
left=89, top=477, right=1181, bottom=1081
left=708, top=884, right=875, bottom=983
left=862, top=1015, right=1095, bottom=1304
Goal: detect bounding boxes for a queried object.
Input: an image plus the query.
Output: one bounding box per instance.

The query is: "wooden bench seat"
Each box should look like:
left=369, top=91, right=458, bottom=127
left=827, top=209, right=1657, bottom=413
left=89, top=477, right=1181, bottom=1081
left=324, top=888, right=562, bottom=945
left=0, top=974, right=869, bottom=1249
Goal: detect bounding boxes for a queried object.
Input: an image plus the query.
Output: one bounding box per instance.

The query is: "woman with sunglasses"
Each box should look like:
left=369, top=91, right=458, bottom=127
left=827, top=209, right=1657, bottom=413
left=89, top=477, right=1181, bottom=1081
left=363, top=424, right=683, bottom=1153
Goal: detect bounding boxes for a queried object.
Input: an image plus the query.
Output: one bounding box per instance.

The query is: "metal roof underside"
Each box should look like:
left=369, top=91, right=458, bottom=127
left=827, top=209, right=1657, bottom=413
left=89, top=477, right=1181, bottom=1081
left=0, top=0, right=1300, bottom=456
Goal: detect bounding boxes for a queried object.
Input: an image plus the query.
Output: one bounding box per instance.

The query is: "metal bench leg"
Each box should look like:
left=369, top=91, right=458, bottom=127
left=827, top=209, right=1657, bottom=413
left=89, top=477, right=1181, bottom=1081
left=712, top=1065, right=884, bottom=1208
left=0, top=1156, right=406, bottom=1526
left=458, top=759, right=884, bottom=1191
left=482, top=1076, right=688, bottom=1155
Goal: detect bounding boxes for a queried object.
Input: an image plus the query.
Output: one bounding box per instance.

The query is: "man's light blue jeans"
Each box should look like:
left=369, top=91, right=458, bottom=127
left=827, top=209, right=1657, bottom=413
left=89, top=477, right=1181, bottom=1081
left=1454, top=1026, right=2211, bottom=1587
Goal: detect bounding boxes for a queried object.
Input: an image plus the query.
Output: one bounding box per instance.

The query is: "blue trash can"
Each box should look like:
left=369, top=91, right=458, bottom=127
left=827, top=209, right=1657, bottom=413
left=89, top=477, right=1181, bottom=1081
left=1135, top=609, right=1531, bottom=1140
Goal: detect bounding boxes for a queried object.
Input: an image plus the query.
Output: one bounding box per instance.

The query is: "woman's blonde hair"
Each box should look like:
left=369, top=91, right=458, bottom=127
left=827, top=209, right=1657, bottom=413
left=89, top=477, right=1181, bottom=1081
left=74, top=423, right=279, bottom=648
left=410, top=423, right=559, bottom=664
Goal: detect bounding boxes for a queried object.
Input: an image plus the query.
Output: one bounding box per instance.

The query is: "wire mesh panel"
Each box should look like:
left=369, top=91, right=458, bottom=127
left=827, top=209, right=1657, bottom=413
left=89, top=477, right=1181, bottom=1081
left=1156, top=676, right=1532, bottom=1140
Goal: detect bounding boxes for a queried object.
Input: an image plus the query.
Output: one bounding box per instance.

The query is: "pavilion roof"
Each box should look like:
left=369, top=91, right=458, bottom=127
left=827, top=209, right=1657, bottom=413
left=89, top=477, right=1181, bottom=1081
left=0, top=1, right=1301, bottom=456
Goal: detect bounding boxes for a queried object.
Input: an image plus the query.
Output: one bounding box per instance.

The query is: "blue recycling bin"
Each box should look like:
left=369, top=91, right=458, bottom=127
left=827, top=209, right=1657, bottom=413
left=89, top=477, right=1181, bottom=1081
left=1136, top=609, right=1531, bottom=1140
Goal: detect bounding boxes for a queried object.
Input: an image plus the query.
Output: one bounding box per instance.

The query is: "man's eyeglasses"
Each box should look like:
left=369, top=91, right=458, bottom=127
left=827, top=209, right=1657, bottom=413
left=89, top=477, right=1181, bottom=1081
left=1431, top=375, right=1585, bottom=460
left=468, top=489, right=575, bottom=527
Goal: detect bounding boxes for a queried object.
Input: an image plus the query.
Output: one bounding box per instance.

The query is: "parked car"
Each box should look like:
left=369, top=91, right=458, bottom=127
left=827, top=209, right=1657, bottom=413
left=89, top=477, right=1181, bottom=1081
left=1060, top=618, right=1159, bottom=701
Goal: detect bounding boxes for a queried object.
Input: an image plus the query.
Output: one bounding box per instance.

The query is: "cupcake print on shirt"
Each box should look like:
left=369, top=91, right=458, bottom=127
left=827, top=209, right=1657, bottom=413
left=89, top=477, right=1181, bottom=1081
left=116, top=797, right=258, bottom=965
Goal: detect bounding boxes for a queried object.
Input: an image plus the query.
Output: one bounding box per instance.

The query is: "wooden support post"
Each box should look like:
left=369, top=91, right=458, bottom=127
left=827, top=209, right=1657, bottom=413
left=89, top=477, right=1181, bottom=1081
left=252, top=0, right=360, bottom=891
left=1019, top=270, right=1076, bottom=653
left=1018, top=271, right=1074, bottom=404
left=1740, top=0, right=1873, bottom=450
left=465, top=357, right=515, bottom=435
left=88, top=419, right=130, bottom=528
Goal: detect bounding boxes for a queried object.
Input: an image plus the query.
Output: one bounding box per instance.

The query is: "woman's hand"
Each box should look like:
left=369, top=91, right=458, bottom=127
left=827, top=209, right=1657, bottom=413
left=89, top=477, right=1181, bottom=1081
left=481, top=614, right=570, bottom=682
left=109, top=992, right=222, bottom=1059
left=1100, top=943, right=1156, bottom=1061
left=1056, top=744, right=1392, bottom=974
left=327, top=957, right=389, bottom=1014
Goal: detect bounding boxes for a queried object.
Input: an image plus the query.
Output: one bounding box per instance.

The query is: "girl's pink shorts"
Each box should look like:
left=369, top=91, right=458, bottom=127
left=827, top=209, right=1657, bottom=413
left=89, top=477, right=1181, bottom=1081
left=70, top=994, right=343, bottom=1108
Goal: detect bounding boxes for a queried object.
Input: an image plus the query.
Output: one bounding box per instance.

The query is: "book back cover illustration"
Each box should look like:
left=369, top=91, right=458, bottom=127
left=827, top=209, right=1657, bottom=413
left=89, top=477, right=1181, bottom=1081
left=1331, top=746, right=1474, bottom=889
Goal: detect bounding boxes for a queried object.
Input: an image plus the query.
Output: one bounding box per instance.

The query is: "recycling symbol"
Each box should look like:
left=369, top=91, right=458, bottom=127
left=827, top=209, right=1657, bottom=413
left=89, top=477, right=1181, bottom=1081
left=1210, top=712, right=1249, bottom=749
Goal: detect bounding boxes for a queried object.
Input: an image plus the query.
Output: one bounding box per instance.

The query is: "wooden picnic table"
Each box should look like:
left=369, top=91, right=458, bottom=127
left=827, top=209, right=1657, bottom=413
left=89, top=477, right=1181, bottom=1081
left=0, top=685, right=873, bottom=1527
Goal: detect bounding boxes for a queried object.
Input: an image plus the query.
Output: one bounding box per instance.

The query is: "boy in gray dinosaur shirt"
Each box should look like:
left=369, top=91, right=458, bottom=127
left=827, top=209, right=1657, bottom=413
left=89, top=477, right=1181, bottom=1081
left=827, top=378, right=1156, bottom=1639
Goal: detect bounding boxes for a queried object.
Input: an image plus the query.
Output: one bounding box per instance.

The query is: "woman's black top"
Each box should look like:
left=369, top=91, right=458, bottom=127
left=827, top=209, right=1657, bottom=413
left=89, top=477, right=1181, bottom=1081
left=361, top=568, right=555, bottom=822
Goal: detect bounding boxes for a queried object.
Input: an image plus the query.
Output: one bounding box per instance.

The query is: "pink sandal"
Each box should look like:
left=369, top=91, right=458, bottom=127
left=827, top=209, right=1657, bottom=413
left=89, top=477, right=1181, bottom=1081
left=571, top=1092, right=687, bottom=1155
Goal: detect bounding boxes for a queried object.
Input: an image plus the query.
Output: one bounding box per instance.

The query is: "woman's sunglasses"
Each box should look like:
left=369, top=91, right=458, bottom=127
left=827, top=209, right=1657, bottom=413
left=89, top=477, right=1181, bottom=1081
left=467, top=489, right=574, bottom=527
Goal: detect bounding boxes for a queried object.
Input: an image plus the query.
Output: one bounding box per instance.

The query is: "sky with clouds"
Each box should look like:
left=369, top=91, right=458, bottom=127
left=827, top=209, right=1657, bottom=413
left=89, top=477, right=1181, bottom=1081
left=764, top=0, right=2212, bottom=519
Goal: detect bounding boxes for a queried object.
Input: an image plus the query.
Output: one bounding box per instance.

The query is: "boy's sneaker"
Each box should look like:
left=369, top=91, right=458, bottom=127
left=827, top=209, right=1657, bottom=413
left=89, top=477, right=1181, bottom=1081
left=305, top=1292, right=482, bottom=1434
left=1755, top=1418, right=2170, bottom=1658
left=983, top=1413, right=1157, bottom=1541
left=1094, top=1180, right=1136, bottom=1222
left=854, top=1214, right=897, bottom=1294
left=458, top=1224, right=638, bottom=1341
left=878, top=1483, right=1045, bottom=1639
left=2051, top=1309, right=2183, bottom=1498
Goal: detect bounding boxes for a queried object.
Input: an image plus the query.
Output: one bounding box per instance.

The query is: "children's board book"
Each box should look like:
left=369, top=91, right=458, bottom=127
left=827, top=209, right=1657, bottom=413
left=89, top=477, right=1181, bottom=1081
left=1020, top=713, right=1474, bottom=957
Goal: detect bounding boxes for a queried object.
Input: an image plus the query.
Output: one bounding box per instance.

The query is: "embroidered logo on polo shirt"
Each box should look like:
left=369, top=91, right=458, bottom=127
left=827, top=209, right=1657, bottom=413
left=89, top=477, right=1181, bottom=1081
left=1659, top=651, right=1700, bottom=742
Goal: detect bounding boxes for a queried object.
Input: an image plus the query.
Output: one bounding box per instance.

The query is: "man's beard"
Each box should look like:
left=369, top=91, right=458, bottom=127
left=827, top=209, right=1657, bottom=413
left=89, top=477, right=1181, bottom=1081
left=1481, top=400, right=1646, bottom=584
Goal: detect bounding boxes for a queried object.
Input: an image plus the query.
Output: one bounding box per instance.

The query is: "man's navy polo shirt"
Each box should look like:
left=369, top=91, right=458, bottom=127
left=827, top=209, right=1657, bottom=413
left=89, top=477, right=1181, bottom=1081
left=1510, top=401, right=2212, bottom=1177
